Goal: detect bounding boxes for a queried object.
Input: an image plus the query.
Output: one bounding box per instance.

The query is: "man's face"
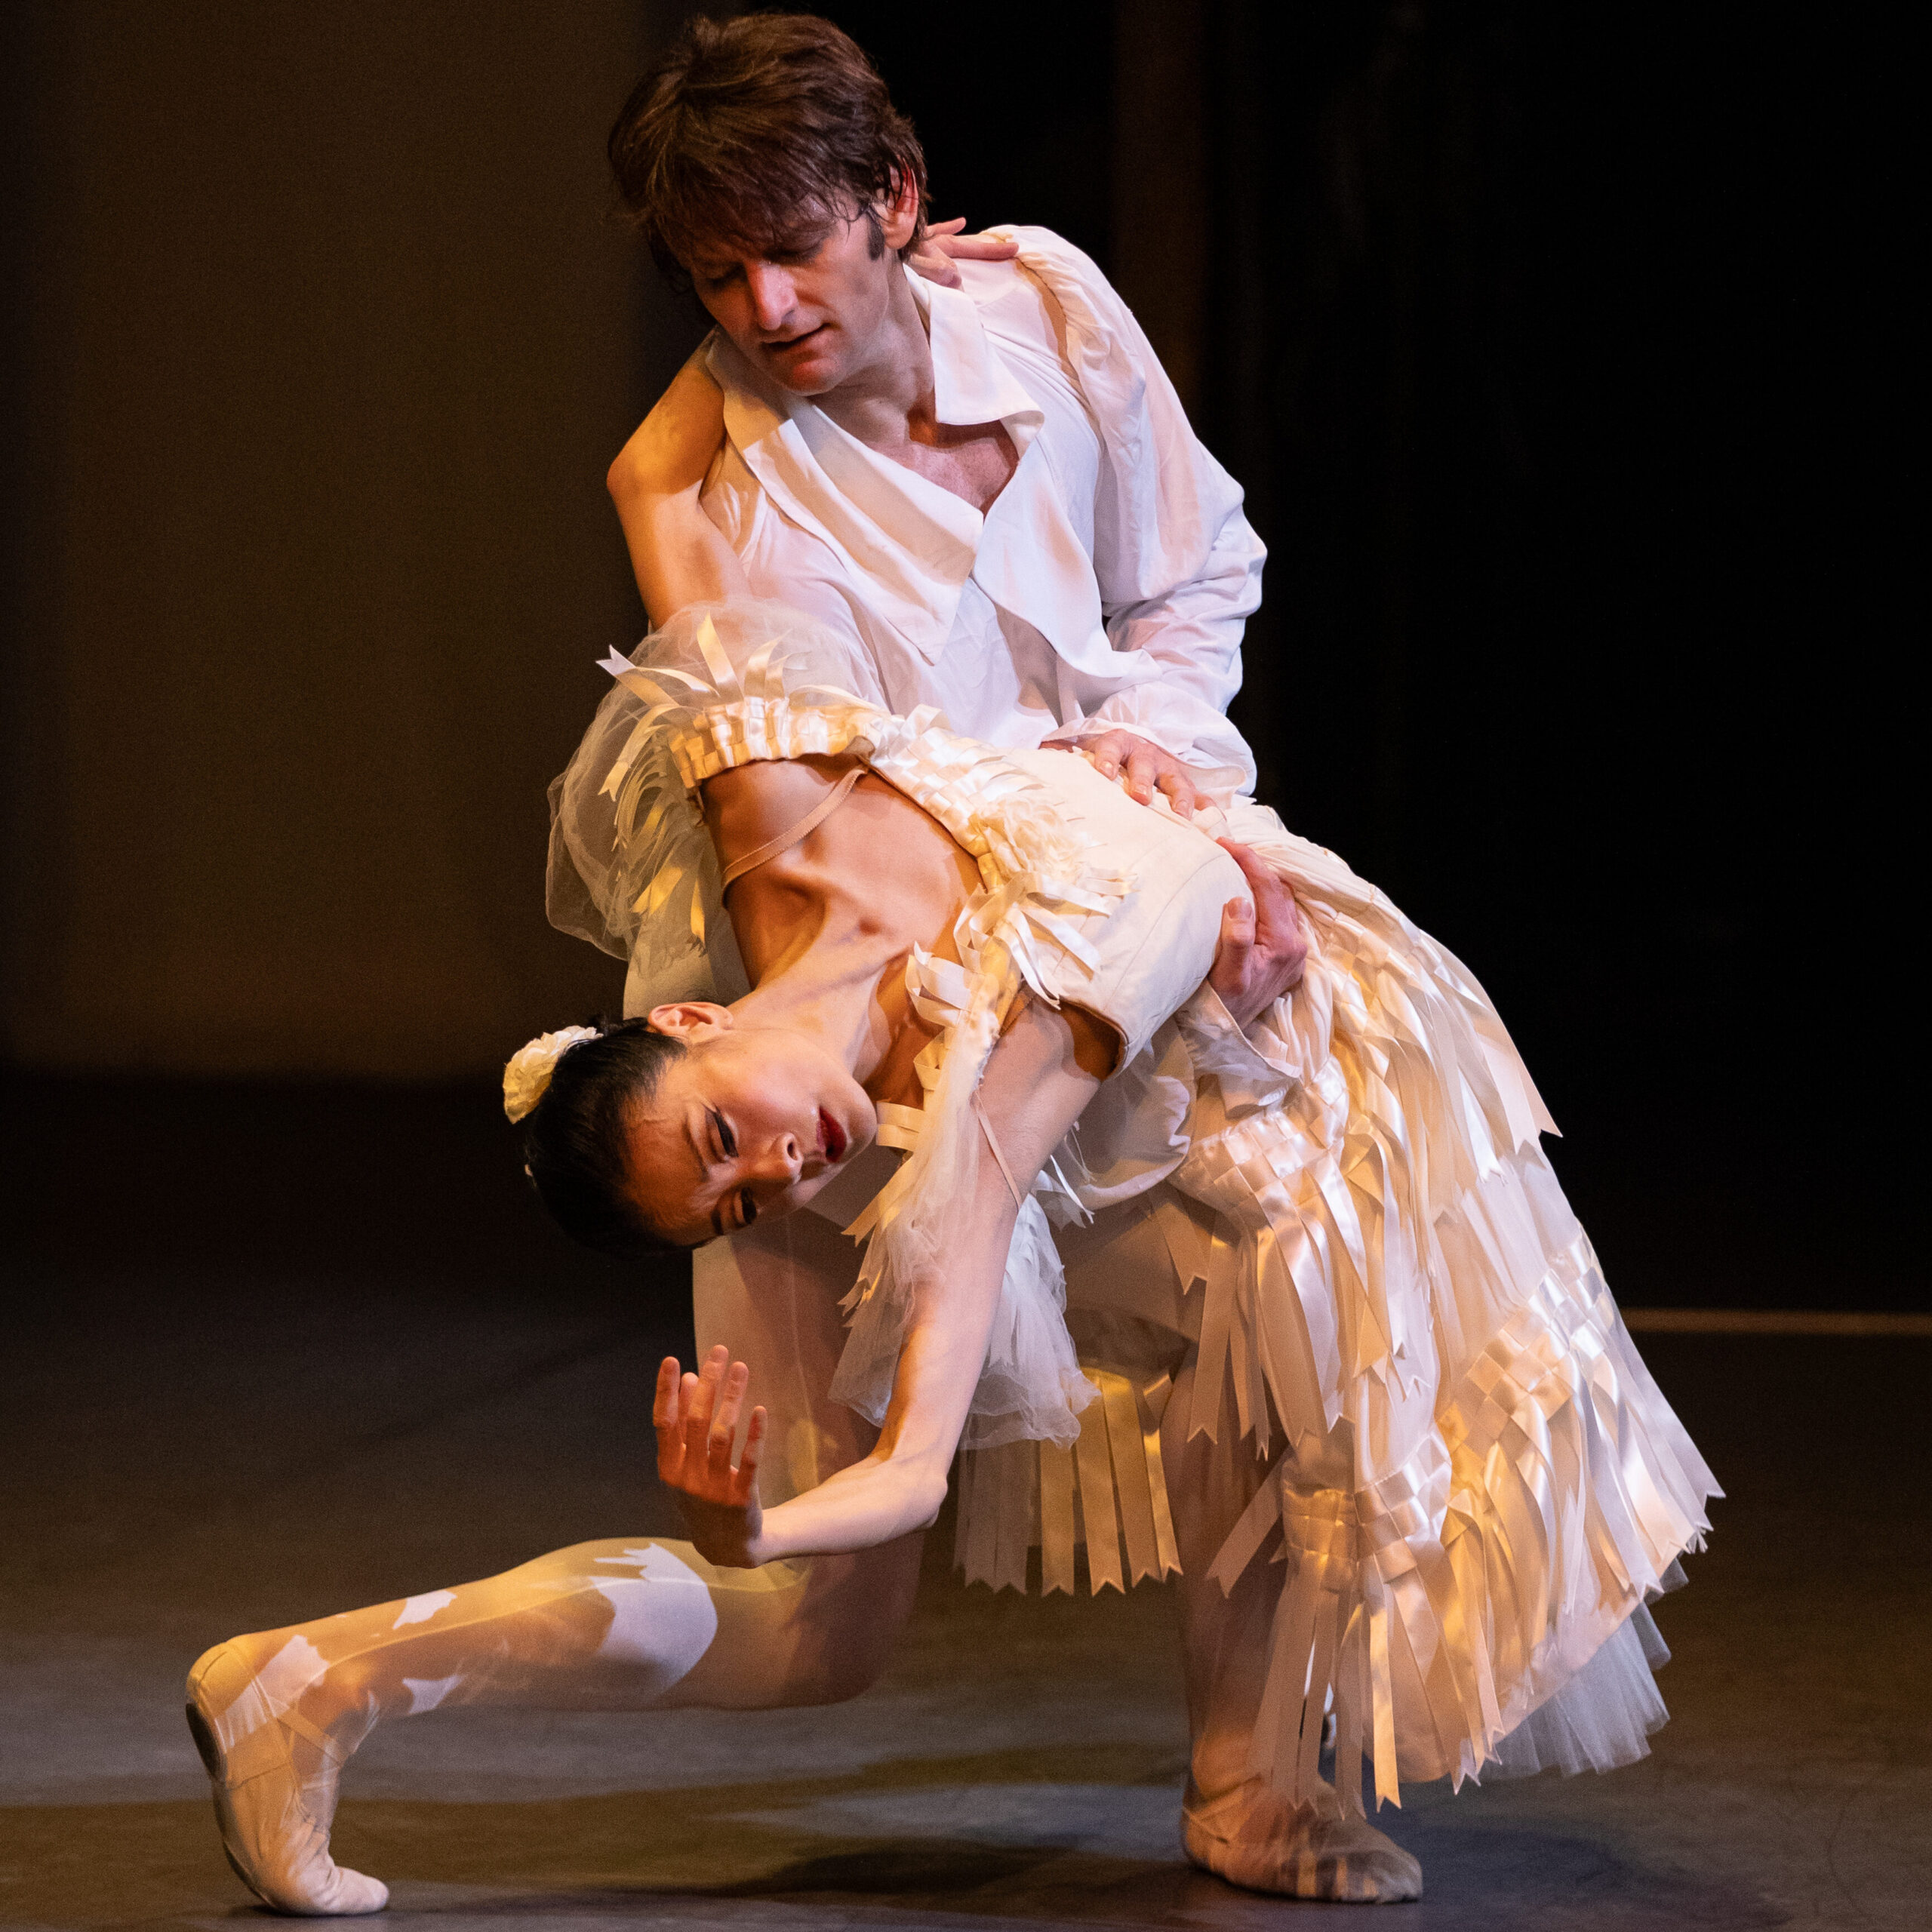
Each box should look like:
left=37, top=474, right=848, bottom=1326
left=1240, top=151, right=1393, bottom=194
left=686, top=208, right=900, bottom=397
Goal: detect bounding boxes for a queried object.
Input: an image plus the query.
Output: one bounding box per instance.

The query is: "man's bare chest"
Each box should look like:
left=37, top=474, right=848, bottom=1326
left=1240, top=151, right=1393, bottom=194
left=891, top=420, right=1019, bottom=516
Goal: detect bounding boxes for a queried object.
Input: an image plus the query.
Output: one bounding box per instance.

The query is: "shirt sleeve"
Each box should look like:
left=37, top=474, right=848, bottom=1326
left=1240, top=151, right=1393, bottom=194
left=1174, top=983, right=1301, bottom=1115
left=1000, top=228, right=1266, bottom=796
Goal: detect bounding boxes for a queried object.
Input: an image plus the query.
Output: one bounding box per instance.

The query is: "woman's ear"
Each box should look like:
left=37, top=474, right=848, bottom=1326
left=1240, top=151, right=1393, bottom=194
left=646, top=1001, right=734, bottom=1044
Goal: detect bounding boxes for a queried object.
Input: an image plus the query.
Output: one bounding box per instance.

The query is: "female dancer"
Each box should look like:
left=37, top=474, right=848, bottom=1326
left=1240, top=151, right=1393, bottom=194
left=186, top=599, right=1715, bottom=1912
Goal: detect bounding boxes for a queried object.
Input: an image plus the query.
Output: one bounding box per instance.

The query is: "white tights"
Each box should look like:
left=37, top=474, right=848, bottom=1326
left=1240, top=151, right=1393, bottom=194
left=188, top=1533, right=922, bottom=1912
left=256, top=1533, right=919, bottom=1730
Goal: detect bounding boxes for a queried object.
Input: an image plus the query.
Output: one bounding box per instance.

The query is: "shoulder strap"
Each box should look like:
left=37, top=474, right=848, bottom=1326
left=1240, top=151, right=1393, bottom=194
left=973, top=1095, right=1025, bottom=1208
left=719, top=764, right=866, bottom=888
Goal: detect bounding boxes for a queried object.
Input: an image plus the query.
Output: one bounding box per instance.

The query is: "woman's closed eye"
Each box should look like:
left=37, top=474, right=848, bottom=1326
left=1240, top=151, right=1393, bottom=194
left=710, top=1109, right=737, bottom=1161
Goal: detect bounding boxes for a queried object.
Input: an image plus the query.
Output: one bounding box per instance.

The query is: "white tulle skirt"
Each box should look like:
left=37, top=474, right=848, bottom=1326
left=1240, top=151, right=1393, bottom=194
left=1481, top=1596, right=1674, bottom=1780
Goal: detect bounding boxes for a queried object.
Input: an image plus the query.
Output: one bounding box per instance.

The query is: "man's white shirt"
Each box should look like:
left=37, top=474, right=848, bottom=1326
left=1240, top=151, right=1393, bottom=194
left=698, top=226, right=1266, bottom=795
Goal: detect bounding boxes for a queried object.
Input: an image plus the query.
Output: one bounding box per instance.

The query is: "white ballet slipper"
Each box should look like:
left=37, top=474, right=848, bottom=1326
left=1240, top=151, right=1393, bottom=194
left=1182, top=1778, right=1423, bottom=1903
left=186, top=1641, right=389, bottom=1915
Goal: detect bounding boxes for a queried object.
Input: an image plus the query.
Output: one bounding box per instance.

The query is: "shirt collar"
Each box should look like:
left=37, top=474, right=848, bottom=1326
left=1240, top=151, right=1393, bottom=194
left=701, top=274, right=1066, bottom=664
left=905, top=267, right=1044, bottom=446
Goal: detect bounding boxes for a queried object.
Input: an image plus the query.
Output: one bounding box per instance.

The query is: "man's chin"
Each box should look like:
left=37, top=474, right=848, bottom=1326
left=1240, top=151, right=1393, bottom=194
left=759, top=338, right=842, bottom=394
left=767, top=364, right=841, bottom=397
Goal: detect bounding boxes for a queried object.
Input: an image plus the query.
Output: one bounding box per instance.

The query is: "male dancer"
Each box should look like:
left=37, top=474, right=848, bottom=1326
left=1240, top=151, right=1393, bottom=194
left=595, top=13, right=1417, bottom=1904
left=184, top=16, right=1414, bottom=1914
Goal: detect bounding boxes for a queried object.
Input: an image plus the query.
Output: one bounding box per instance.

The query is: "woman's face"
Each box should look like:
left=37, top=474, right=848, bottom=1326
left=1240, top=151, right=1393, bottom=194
left=621, top=1006, right=875, bottom=1246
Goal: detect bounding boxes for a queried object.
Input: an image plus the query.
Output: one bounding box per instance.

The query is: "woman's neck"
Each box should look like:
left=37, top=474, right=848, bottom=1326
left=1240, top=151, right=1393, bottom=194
left=730, top=876, right=908, bottom=1080
left=706, top=761, right=980, bottom=1103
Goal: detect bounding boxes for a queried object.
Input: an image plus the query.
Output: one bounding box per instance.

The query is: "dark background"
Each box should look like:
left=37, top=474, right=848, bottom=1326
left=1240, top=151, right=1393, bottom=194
left=2, top=2, right=1917, bottom=1321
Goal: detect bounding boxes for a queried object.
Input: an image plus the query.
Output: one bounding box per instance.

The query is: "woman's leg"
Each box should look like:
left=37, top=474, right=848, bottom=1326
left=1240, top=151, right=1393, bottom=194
left=189, top=1532, right=921, bottom=1914
left=191, top=1211, right=918, bottom=1915
left=1161, top=1363, right=1423, bottom=1903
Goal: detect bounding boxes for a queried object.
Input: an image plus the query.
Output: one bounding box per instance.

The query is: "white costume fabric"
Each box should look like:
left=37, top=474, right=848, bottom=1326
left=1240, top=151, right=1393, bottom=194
left=549, top=604, right=1720, bottom=1817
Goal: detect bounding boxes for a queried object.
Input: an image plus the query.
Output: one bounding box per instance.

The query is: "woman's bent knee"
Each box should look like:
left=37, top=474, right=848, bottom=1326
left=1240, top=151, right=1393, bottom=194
left=675, top=1537, right=924, bottom=1709
left=784, top=1537, right=924, bottom=1702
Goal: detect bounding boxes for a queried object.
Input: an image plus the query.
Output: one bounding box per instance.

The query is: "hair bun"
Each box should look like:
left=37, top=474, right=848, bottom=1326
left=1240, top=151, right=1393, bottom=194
left=503, top=1026, right=601, bottom=1123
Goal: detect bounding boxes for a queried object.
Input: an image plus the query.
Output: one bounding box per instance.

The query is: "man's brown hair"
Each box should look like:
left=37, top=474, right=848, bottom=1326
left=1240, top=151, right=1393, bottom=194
left=609, top=13, right=929, bottom=285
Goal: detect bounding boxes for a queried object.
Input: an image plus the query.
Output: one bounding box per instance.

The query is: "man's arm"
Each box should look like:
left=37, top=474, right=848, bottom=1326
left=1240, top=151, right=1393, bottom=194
left=1006, top=229, right=1266, bottom=801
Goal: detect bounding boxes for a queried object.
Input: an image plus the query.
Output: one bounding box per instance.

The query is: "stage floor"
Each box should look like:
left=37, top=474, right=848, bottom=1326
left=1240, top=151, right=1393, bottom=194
left=2, top=1080, right=1927, bottom=1930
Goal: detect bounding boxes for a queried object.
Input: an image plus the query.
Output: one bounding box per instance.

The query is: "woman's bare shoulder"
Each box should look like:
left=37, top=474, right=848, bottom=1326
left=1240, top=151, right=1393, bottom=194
left=702, top=753, right=854, bottom=814
left=701, top=755, right=865, bottom=875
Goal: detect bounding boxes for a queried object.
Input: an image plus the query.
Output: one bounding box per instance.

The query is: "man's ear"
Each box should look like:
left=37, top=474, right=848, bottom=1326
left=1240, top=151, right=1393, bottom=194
left=646, top=1001, right=734, bottom=1044
left=878, top=167, right=921, bottom=253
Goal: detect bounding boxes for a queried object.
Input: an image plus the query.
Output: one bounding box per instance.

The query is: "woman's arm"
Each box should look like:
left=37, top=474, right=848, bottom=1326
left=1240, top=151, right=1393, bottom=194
left=606, top=351, right=749, bottom=626
left=657, top=995, right=1104, bottom=1565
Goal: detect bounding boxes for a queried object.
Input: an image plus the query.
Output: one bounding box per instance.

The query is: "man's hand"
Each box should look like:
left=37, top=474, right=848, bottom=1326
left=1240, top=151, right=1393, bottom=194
left=655, top=1345, right=767, bottom=1567
left=1208, top=840, right=1307, bottom=1029
left=1048, top=728, right=1213, bottom=819
left=906, top=217, right=1020, bottom=290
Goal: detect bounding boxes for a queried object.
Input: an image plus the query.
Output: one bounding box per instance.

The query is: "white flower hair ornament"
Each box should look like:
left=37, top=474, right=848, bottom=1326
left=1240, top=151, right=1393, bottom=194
left=503, top=1026, right=601, bottom=1124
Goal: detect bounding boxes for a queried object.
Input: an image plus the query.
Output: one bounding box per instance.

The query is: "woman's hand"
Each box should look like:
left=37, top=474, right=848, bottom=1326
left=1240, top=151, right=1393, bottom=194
left=905, top=217, right=1020, bottom=290
left=1209, top=839, right=1307, bottom=1029
left=654, top=1345, right=768, bottom=1567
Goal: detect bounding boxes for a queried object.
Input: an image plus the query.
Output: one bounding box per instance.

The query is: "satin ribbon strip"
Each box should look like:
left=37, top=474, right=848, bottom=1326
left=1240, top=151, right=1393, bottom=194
left=874, top=1103, right=925, bottom=1154
left=974, top=1099, right=1024, bottom=1209
left=1190, top=1225, right=1237, bottom=1444
left=1102, top=1373, right=1159, bottom=1584
left=1139, top=1373, right=1183, bottom=1580
left=960, top=1440, right=1000, bottom=1590
left=953, top=1438, right=1034, bottom=1597
left=1039, top=1439, right=1078, bottom=1595
left=954, top=1365, right=1183, bottom=1598
left=1073, top=1392, right=1124, bottom=1593
left=996, top=1435, right=1034, bottom=1594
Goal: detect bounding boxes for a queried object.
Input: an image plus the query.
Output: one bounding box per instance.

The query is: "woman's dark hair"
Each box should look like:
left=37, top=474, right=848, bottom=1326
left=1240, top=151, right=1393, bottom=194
left=608, top=12, right=928, bottom=285
left=520, top=1019, right=692, bottom=1258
